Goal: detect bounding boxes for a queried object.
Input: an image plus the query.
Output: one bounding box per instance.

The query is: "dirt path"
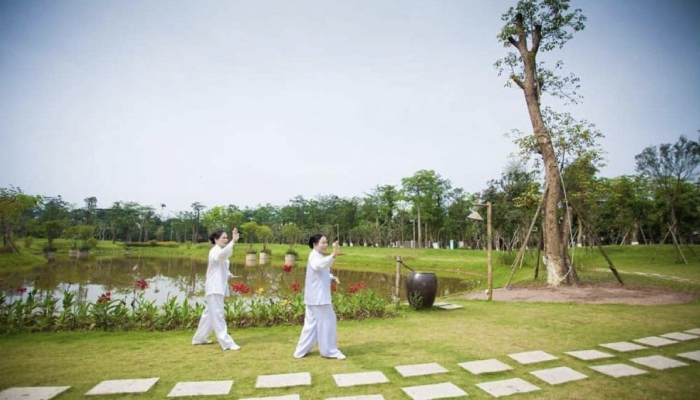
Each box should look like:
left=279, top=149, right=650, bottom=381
left=457, top=285, right=696, bottom=305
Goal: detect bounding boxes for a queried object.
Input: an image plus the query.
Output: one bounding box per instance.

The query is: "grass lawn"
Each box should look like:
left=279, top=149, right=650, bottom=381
left=1, top=299, right=699, bottom=399
left=2, top=242, right=700, bottom=399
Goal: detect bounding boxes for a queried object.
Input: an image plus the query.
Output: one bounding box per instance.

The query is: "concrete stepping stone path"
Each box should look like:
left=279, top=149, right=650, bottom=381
left=660, top=332, right=699, bottom=341
left=395, top=362, right=448, bottom=377
left=633, top=336, right=678, bottom=347
left=507, top=350, right=558, bottom=364
left=0, top=386, right=70, bottom=400
left=458, top=359, right=512, bottom=375
left=240, top=396, right=300, bottom=400
left=677, top=350, right=700, bottom=363
left=167, top=381, right=233, bottom=397
left=630, top=355, right=689, bottom=370
left=529, top=366, right=588, bottom=385
left=685, top=328, right=700, bottom=335
left=401, top=382, right=468, bottom=400
left=326, top=396, right=385, bottom=400
left=588, top=363, right=648, bottom=378
left=333, top=371, right=389, bottom=387
left=599, top=341, right=647, bottom=352
left=85, top=378, right=159, bottom=395
left=565, top=350, right=614, bottom=361
left=255, top=373, right=311, bottom=389
left=476, top=378, right=540, bottom=397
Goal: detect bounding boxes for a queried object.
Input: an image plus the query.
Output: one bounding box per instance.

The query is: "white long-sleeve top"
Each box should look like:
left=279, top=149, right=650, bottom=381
left=303, top=248, right=336, bottom=305
left=205, top=241, right=235, bottom=296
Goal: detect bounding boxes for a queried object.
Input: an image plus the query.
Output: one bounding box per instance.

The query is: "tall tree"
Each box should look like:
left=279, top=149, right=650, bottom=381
left=635, top=134, right=700, bottom=252
left=496, top=0, right=586, bottom=286
left=0, top=187, right=40, bottom=252
left=190, top=202, right=206, bottom=243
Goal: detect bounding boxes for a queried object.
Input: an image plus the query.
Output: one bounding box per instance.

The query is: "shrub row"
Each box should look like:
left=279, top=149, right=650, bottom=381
left=0, top=288, right=393, bottom=333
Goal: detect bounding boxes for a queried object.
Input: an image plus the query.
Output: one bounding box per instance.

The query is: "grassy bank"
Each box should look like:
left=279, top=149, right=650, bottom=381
left=1, top=299, right=699, bottom=399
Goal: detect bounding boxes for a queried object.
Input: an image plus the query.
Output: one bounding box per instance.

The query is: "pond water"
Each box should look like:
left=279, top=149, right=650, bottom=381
left=0, top=257, right=477, bottom=306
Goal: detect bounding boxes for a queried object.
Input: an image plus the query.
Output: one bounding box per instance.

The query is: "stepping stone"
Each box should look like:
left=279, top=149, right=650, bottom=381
left=85, top=378, right=159, bottom=395
left=475, top=378, right=540, bottom=397
left=677, top=350, right=700, bottom=363
left=565, top=350, right=614, bottom=361
left=507, top=350, right=558, bottom=364
left=401, top=382, right=468, bottom=400
left=240, top=396, right=300, bottom=400
left=660, top=332, right=699, bottom=341
left=685, top=328, right=700, bottom=335
left=432, top=302, right=449, bottom=306
left=589, top=364, right=648, bottom=378
left=326, top=396, right=385, bottom=400
left=435, top=304, right=463, bottom=310
left=599, top=342, right=648, bottom=352
left=0, top=386, right=70, bottom=400
left=395, top=362, right=448, bottom=377
left=333, top=371, right=389, bottom=387
left=458, top=359, right=513, bottom=375
left=630, top=355, right=689, bottom=370
left=167, top=381, right=233, bottom=397
left=256, top=373, right=311, bottom=389
left=633, top=336, right=678, bottom=347
left=529, top=366, right=588, bottom=385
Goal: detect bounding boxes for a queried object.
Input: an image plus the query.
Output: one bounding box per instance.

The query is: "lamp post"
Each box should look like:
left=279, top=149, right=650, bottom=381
left=467, top=201, right=492, bottom=301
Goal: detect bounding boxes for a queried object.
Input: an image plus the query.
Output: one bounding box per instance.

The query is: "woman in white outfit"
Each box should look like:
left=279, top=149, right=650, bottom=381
left=293, top=233, right=345, bottom=360
left=192, top=228, right=241, bottom=351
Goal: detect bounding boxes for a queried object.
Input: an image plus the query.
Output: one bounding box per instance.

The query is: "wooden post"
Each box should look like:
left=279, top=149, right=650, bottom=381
left=487, top=202, right=493, bottom=301
left=395, top=255, right=402, bottom=307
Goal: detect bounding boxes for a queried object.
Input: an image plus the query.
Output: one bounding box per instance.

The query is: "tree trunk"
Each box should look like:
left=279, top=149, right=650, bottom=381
left=509, top=14, right=577, bottom=286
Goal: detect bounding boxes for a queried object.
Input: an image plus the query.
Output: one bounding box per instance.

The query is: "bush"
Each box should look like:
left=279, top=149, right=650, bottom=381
left=285, top=248, right=299, bottom=257
left=23, top=236, right=34, bottom=249
left=148, top=240, right=157, bottom=247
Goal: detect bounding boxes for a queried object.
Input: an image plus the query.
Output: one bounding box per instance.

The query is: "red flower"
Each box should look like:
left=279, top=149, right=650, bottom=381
left=283, top=264, right=293, bottom=272
left=97, top=292, right=112, bottom=304
left=135, top=279, right=148, bottom=290
left=17, top=286, right=27, bottom=294
left=291, top=281, right=300, bottom=292
left=230, top=283, right=250, bottom=294
left=330, top=284, right=337, bottom=292
left=348, top=281, right=368, bottom=294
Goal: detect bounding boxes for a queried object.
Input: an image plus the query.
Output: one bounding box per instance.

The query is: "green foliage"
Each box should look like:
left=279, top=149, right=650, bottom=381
left=23, top=236, right=33, bottom=249
left=0, top=287, right=393, bottom=333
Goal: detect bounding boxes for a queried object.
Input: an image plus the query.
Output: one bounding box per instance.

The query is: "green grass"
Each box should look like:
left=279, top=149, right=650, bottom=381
left=2, top=243, right=700, bottom=398
left=1, top=300, right=699, bottom=399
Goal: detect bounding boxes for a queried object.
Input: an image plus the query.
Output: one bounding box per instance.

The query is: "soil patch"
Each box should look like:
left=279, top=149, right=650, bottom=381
left=458, top=285, right=695, bottom=306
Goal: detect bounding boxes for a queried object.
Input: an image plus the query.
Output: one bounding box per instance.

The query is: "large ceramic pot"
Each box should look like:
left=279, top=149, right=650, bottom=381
left=405, top=271, right=438, bottom=309
left=259, top=252, right=270, bottom=264
left=284, top=254, right=296, bottom=264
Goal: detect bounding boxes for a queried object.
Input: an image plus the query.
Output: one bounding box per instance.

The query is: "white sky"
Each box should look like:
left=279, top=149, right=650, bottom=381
left=1, top=0, right=698, bottom=213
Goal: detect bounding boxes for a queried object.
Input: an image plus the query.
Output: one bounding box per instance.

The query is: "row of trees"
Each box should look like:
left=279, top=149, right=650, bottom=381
left=1, top=133, right=698, bottom=254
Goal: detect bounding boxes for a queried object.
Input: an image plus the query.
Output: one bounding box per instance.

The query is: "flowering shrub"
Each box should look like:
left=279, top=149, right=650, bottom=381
left=291, top=281, right=300, bottom=292
left=282, top=264, right=293, bottom=272
left=0, top=285, right=393, bottom=333
left=348, top=281, right=368, bottom=293
left=135, top=280, right=148, bottom=290
left=230, top=283, right=250, bottom=294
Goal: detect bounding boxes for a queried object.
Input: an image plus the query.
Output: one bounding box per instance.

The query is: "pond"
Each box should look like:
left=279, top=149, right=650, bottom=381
left=0, top=257, right=477, bottom=306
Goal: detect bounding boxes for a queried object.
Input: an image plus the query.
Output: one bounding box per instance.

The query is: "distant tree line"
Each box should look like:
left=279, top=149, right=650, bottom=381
left=1, top=133, right=698, bottom=254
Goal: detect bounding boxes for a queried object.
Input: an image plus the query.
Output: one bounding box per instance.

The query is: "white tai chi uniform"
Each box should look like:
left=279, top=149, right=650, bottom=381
left=192, top=240, right=239, bottom=350
left=294, top=249, right=344, bottom=359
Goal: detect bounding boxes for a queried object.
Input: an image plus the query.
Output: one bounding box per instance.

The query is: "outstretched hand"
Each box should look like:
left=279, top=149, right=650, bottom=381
left=231, top=227, right=240, bottom=244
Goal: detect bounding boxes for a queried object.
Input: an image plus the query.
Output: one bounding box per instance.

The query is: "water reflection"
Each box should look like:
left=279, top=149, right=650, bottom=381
left=0, top=257, right=476, bottom=306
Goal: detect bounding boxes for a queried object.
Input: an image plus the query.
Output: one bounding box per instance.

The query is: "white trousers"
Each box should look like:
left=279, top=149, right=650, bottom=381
left=192, top=294, right=237, bottom=350
left=294, top=304, right=343, bottom=358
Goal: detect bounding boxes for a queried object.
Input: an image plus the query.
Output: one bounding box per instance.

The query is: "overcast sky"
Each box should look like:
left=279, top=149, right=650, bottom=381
left=1, top=0, right=698, bottom=213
